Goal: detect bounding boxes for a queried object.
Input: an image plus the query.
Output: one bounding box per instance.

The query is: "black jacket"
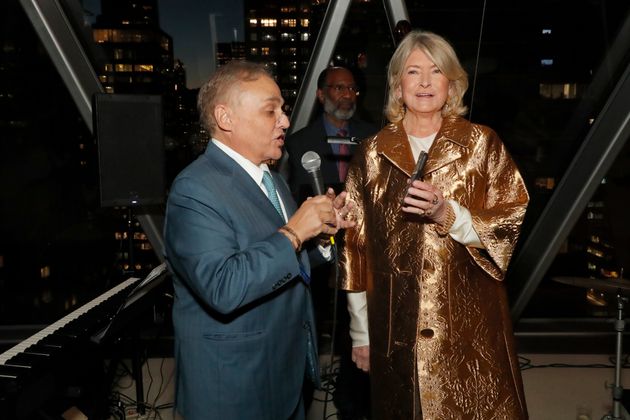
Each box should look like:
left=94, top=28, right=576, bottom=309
left=285, top=115, right=377, bottom=204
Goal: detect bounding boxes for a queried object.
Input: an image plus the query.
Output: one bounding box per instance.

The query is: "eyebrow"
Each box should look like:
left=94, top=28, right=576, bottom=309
left=263, top=97, right=283, bottom=106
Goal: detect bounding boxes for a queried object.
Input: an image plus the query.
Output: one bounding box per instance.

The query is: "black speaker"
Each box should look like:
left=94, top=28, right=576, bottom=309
left=94, top=93, right=165, bottom=207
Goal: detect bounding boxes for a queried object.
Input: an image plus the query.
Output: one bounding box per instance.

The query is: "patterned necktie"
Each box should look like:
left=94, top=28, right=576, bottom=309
left=337, top=128, right=350, bottom=182
left=261, top=171, right=284, bottom=219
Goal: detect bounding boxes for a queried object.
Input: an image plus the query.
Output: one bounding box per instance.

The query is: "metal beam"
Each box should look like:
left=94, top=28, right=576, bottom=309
left=19, top=0, right=102, bottom=131
left=510, top=60, right=630, bottom=322
left=382, top=0, right=410, bottom=34
left=288, top=0, right=352, bottom=135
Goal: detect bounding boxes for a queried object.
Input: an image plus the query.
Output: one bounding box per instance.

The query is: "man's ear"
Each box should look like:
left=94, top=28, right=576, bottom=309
left=316, top=88, right=325, bottom=104
left=214, top=104, right=233, bottom=131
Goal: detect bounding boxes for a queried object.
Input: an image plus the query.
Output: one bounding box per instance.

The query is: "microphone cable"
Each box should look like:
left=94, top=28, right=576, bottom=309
left=321, top=240, right=340, bottom=420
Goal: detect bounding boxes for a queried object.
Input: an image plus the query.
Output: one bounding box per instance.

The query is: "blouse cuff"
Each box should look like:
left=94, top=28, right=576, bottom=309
left=347, top=291, right=369, bottom=347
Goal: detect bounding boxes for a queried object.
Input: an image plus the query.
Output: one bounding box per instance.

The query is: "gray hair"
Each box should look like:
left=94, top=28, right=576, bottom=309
left=197, top=61, right=271, bottom=135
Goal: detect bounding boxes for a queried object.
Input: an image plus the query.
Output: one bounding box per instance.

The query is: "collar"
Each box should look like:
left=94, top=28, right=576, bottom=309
left=375, top=116, right=471, bottom=177
left=212, top=138, right=270, bottom=185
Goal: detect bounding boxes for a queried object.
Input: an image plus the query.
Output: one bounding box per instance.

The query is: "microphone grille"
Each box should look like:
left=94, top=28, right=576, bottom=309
left=301, top=151, right=321, bottom=172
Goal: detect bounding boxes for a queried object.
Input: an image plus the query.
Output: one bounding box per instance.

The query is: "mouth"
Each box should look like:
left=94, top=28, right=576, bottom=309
left=275, top=134, right=285, bottom=145
left=415, top=93, right=433, bottom=98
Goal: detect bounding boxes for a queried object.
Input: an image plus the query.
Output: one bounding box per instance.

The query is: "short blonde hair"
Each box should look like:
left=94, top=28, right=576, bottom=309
left=384, top=30, right=468, bottom=123
left=197, top=61, right=271, bottom=135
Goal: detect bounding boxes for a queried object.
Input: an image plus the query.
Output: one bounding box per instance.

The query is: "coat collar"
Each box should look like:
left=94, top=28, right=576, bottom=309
left=376, top=116, right=472, bottom=177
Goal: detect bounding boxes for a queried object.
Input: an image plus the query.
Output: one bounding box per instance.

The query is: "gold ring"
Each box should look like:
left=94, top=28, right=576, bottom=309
left=425, top=209, right=432, bottom=216
left=432, top=194, right=439, bottom=205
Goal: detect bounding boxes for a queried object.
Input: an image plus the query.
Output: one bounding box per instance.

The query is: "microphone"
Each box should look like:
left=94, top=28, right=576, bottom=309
left=301, top=151, right=325, bottom=195
left=301, top=151, right=335, bottom=245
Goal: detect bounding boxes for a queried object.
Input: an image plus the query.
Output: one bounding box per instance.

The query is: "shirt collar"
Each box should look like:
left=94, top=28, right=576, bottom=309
left=212, top=138, right=270, bottom=185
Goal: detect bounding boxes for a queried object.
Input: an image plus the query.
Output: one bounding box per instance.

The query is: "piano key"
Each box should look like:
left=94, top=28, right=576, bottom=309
left=0, top=275, right=142, bottom=365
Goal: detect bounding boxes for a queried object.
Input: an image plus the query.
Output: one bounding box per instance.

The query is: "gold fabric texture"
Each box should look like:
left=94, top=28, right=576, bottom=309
left=340, top=116, right=529, bottom=420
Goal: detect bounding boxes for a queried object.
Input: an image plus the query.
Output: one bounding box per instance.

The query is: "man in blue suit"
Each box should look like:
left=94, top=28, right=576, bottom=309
left=164, top=61, right=356, bottom=420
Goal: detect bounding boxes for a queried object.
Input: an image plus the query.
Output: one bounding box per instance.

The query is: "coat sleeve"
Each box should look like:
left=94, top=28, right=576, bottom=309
left=339, top=142, right=371, bottom=292
left=467, top=129, right=530, bottom=281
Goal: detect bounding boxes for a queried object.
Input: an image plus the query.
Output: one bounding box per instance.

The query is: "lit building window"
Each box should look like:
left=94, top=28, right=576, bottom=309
left=93, top=29, right=110, bottom=43
left=262, top=33, right=276, bottom=41
left=99, top=75, right=108, bottom=83
left=249, top=18, right=258, bottom=26
left=281, top=19, right=297, bottom=27
left=250, top=47, right=258, bottom=55
left=534, top=177, right=555, bottom=190
left=301, top=19, right=309, bottom=27
left=539, top=83, right=578, bottom=99
left=261, top=47, right=270, bottom=56
left=281, top=33, right=295, bottom=41
left=105, top=86, right=114, bottom=93
left=104, top=63, right=114, bottom=72
left=114, top=49, right=124, bottom=59
left=40, top=266, right=51, bottom=279
left=300, top=33, right=309, bottom=41
left=540, top=58, right=553, bottom=66
left=542, top=28, right=552, bottom=34
left=115, top=64, right=133, bottom=72
left=122, top=20, right=130, bottom=25
left=134, top=64, right=154, bottom=72
left=260, top=18, right=277, bottom=27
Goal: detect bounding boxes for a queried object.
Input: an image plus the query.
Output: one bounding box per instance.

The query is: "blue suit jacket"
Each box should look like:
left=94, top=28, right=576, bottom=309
left=164, top=142, right=319, bottom=420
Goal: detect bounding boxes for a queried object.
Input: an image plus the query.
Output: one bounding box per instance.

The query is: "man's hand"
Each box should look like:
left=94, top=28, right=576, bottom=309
left=351, top=345, right=369, bottom=372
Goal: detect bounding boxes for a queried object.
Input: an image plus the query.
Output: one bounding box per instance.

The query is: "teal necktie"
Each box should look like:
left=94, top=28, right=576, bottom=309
left=263, top=171, right=310, bottom=284
left=262, top=171, right=284, bottom=218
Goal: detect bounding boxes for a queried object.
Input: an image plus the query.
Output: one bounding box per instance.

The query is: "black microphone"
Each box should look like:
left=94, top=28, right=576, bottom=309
left=301, top=151, right=325, bottom=195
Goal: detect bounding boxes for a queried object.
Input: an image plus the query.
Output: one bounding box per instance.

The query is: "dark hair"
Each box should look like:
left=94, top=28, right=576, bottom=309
left=316, top=66, right=354, bottom=90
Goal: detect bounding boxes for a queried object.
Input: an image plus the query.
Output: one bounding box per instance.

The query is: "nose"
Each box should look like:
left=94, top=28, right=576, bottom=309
left=278, top=112, right=290, bottom=129
left=419, top=73, right=431, bottom=88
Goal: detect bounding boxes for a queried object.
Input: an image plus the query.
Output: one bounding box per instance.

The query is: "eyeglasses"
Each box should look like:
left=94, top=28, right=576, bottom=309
left=326, top=84, right=360, bottom=95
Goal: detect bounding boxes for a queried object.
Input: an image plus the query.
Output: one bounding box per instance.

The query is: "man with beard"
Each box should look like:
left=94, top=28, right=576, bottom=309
left=285, top=66, right=377, bottom=203
left=286, top=66, right=377, bottom=420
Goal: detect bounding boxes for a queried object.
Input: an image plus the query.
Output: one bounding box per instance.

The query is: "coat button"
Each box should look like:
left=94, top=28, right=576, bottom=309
left=420, top=328, right=434, bottom=338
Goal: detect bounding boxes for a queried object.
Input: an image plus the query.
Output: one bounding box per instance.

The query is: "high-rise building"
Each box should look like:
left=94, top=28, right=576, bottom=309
left=91, top=0, right=174, bottom=95
left=244, top=1, right=315, bottom=113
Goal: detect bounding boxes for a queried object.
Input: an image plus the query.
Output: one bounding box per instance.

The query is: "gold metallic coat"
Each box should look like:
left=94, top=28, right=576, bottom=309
left=341, top=116, right=529, bottom=420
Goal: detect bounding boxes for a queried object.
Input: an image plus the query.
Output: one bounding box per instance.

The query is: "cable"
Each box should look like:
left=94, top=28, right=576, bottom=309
left=468, top=0, right=488, bottom=121
left=320, top=242, right=340, bottom=419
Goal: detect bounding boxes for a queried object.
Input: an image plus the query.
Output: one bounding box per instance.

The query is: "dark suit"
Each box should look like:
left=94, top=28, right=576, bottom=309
left=164, top=142, right=319, bottom=420
left=285, top=115, right=377, bottom=420
left=285, top=115, right=377, bottom=203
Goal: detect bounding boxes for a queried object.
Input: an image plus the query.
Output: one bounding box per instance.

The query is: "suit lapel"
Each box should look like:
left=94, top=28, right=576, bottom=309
left=204, top=143, right=286, bottom=225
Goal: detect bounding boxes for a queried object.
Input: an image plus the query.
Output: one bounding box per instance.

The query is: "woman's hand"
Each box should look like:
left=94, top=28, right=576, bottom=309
left=401, top=180, right=448, bottom=224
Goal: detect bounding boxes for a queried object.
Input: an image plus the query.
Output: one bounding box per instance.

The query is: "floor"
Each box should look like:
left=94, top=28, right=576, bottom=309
left=106, top=353, right=630, bottom=420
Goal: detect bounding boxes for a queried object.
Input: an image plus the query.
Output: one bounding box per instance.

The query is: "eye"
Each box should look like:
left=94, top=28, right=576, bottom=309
left=432, top=67, right=442, bottom=74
